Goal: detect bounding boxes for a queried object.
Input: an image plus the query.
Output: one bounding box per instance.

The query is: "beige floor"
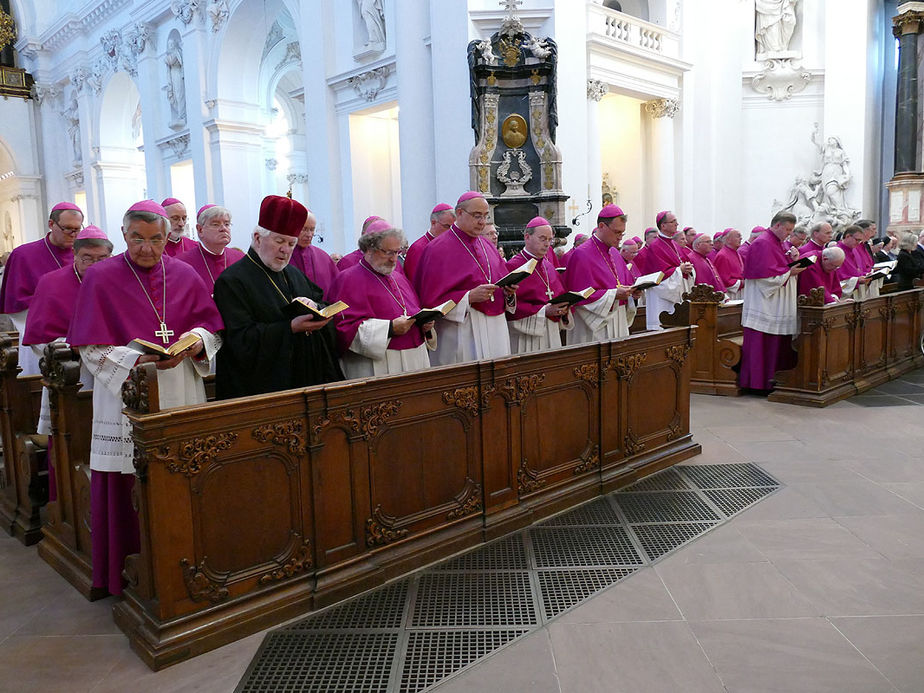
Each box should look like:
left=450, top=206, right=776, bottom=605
left=2, top=390, right=924, bottom=693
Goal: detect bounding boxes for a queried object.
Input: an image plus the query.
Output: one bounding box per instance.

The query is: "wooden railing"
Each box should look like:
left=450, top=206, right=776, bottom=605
left=112, top=327, right=700, bottom=670
left=0, top=334, right=46, bottom=545
left=661, top=284, right=743, bottom=396
left=769, top=288, right=924, bottom=406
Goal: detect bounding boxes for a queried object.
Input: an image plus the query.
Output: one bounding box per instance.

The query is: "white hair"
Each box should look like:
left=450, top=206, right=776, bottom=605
left=822, top=246, right=845, bottom=263
left=254, top=225, right=273, bottom=238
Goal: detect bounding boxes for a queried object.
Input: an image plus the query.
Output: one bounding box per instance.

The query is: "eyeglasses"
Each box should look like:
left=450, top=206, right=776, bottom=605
left=375, top=248, right=400, bottom=258
left=54, top=221, right=83, bottom=234
left=463, top=210, right=490, bottom=221
left=128, top=238, right=166, bottom=247
left=205, top=221, right=233, bottom=229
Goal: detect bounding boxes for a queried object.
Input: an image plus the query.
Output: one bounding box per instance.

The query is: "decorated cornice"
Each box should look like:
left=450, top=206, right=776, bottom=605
left=33, top=0, right=132, bottom=54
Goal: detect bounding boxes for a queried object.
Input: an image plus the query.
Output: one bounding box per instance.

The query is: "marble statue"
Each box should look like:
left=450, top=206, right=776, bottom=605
left=812, top=124, right=850, bottom=214
left=164, top=38, right=187, bottom=124
left=356, top=0, right=386, bottom=53
left=755, top=0, right=798, bottom=59
left=61, top=92, right=82, bottom=166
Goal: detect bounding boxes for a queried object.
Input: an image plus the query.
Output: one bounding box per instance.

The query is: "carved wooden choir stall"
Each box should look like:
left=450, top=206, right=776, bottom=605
left=0, top=334, right=46, bottom=546
left=105, top=326, right=699, bottom=670
left=770, top=287, right=924, bottom=406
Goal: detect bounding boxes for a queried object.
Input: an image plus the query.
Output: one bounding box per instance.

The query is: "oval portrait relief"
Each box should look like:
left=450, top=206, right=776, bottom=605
left=501, top=114, right=528, bottom=149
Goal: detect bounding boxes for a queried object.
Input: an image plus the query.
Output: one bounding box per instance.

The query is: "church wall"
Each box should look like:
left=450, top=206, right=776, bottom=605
left=598, top=93, right=645, bottom=228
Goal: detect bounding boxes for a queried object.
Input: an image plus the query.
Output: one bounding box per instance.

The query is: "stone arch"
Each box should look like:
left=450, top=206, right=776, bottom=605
left=96, top=71, right=146, bottom=240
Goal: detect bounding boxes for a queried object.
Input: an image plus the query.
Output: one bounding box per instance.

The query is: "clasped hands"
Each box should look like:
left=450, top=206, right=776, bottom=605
left=470, top=283, right=517, bottom=304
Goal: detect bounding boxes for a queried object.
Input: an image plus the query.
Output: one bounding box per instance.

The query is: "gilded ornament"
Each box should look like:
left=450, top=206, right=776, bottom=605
left=530, top=69, right=541, bottom=85
left=501, top=114, right=528, bottom=149
left=487, top=72, right=497, bottom=86
left=0, top=10, right=15, bottom=52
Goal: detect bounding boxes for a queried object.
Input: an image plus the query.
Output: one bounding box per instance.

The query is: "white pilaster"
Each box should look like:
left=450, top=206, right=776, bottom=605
left=586, top=79, right=608, bottom=212
left=645, top=98, right=679, bottom=214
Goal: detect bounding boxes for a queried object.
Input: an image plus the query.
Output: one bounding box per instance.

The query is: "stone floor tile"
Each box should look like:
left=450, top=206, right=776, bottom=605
left=834, top=513, right=924, bottom=561
left=549, top=621, right=725, bottom=693
left=554, top=568, right=681, bottom=624
left=655, top=560, right=821, bottom=620
left=432, top=629, right=560, bottom=693
left=15, top=591, right=121, bottom=637
left=787, top=480, right=920, bottom=517
left=0, top=635, right=126, bottom=693
left=690, top=618, right=897, bottom=693
left=647, top=522, right=767, bottom=565
left=704, top=424, right=798, bottom=443
left=773, top=557, right=924, bottom=617
left=880, top=482, right=924, bottom=510
left=735, top=517, right=883, bottom=561
left=831, top=615, right=924, bottom=693
left=757, top=458, right=863, bottom=484
left=726, top=485, right=830, bottom=523
left=844, top=455, right=924, bottom=483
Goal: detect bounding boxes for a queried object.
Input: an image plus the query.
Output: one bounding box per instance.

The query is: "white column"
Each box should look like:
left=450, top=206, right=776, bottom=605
left=396, top=0, right=436, bottom=240
left=299, top=0, right=346, bottom=254
left=178, top=22, right=214, bottom=209
left=429, top=0, right=472, bottom=199
left=586, top=79, right=608, bottom=210
left=135, top=46, right=167, bottom=202
left=645, top=98, right=679, bottom=217
left=206, top=120, right=265, bottom=249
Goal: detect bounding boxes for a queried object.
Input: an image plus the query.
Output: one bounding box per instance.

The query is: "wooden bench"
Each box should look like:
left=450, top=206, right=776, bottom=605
left=112, top=327, right=701, bottom=670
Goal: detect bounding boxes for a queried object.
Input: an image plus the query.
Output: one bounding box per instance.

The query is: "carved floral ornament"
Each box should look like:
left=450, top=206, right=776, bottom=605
left=0, top=9, right=14, bottom=52
left=348, top=65, right=391, bottom=102
left=587, top=79, right=609, bottom=102
left=644, top=98, right=679, bottom=119
left=892, top=10, right=924, bottom=37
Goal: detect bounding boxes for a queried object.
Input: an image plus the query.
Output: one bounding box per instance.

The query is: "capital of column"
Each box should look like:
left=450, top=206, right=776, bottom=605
left=893, top=9, right=924, bottom=37
left=644, top=98, right=680, bottom=119
left=586, top=79, right=609, bottom=102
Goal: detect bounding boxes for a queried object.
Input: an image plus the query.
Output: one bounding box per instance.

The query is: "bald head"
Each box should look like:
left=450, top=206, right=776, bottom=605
left=821, top=245, right=845, bottom=272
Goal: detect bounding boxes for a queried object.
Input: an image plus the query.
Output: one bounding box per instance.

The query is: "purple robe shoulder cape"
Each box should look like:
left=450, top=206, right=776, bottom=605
left=175, top=243, right=245, bottom=292
left=689, top=250, right=726, bottom=291
left=633, top=235, right=684, bottom=278
left=0, top=234, right=74, bottom=313
left=289, top=244, right=340, bottom=297
left=163, top=236, right=197, bottom=258
left=713, top=246, right=744, bottom=288
left=403, top=232, right=434, bottom=284
left=21, top=264, right=81, bottom=345
left=798, top=239, right=826, bottom=259
left=67, top=252, right=223, bottom=348
left=329, top=259, right=425, bottom=354
left=798, top=258, right=842, bottom=303
left=415, top=225, right=508, bottom=315
left=743, top=232, right=789, bottom=280
left=562, top=235, right=632, bottom=305
left=835, top=241, right=865, bottom=283
left=506, top=250, right=565, bottom=321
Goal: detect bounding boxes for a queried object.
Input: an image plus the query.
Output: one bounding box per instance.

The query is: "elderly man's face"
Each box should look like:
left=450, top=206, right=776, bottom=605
left=366, top=234, right=401, bottom=275
left=124, top=219, right=167, bottom=269
left=48, top=210, right=83, bottom=249
left=431, top=211, right=455, bottom=235
left=693, top=237, right=713, bottom=256
left=771, top=221, right=795, bottom=242
left=659, top=213, right=679, bottom=237
left=841, top=231, right=863, bottom=249
left=483, top=223, right=500, bottom=247
left=812, top=224, right=833, bottom=246
left=253, top=230, right=297, bottom=271
left=297, top=215, right=316, bottom=248
left=198, top=213, right=232, bottom=251
left=789, top=233, right=807, bottom=248
left=164, top=203, right=187, bottom=239
left=684, top=228, right=696, bottom=245
left=673, top=230, right=687, bottom=247
left=620, top=241, right=639, bottom=262
left=456, top=199, right=490, bottom=237
left=822, top=254, right=844, bottom=273
left=524, top=225, right=553, bottom=257
left=725, top=230, right=742, bottom=249
left=74, top=244, right=112, bottom=278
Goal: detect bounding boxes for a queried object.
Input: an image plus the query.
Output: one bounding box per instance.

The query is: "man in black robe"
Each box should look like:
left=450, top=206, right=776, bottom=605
left=214, top=195, right=343, bottom=398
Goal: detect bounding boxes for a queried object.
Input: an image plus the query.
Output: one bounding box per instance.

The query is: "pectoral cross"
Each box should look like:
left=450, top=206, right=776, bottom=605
left=546, top=288, right=555, bottom=300
left=155, top=322, right=174, bottom=345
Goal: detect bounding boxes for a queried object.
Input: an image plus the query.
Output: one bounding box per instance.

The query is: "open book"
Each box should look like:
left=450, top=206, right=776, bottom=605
left=287, top=298, right=349, bottom=320
left=409, top=300, right=456, bottom=325
left=494, top=258, right=537, bottom=288
left=548, top=287, right=595, bottom=306
left=632, top=271, right=665, bottom=291
left=129, top=332, right=200, bottom=358
left=788, top=254, right=817, bottom=269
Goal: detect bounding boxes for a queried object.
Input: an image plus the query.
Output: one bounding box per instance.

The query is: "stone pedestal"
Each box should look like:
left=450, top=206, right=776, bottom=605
left=886, top=173, right=924, bottom=235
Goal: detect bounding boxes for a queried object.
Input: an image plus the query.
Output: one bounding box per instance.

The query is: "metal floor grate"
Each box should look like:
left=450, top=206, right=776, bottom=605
left=237, top=463, right=781, bottom=693
left=615, top=490, right=721, bottom=523
left=436, top=534, right=528, bottom=571
left=399, top=630, right=530, bottom=693
left=411, top=572, right=537, bottom=628
left=680, top=463, right=779, bottom=489
left=237, top=631, right=399, bottom=692
left=630, top=522, right=719, bottom=561
left=539, top=497, right=623, bottom=526
left=537, top=568, right=637, bottom=620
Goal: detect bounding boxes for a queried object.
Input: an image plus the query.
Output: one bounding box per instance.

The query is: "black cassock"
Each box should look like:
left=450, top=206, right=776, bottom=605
left=214, top=248, right=344, bottom=399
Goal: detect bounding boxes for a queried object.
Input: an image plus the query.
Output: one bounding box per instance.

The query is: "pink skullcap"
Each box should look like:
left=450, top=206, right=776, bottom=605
left=656, top=210, right=671, bottom=226
left=599, top=203, right=626, bottom=219
left=574, top=233, right=588, bottom=243
left=51, top=201, right=82, bottom=214
left=751, top=225, right=765, bottom=234
left=625, top=236, right=642, bottom=246
left=431, top=203, right=453, bottom=214
left=683, top=226, right=694, bottom=233
left=197, top=204, right=217, bottom=218
left=363, top=215, right=381, bottom=227
left=76, top=225, right=107, bottom=240
left=128, top=200, right=168, bottom=218
left=364, top=219, right=393, bottom=235
left=645, top=227, right=656, bottom=233
left=456, top=191, right=484, bottom=206
left=692, top=233, right=708, bottom=244
left=714, top=230, right=727, bottom=239
left=160, top=197, right=183, bottom=208
left=526, top=216, right=551, bottom=229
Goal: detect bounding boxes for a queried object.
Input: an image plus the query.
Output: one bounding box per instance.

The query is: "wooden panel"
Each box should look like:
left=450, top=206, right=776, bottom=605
left=111, top=328, right=701, bottom=670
